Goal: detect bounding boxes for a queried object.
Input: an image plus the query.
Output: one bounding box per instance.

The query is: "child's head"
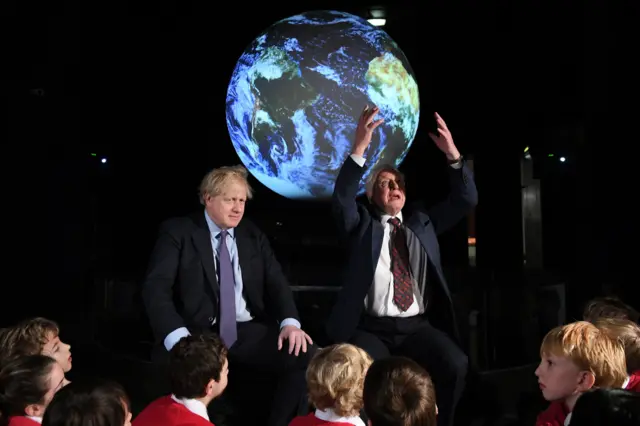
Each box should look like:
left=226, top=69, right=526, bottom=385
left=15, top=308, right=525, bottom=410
left=169, top=333, right=228, bottom=404
left=569, top=388, right=640, bottom=426
left=42, top=378, right=132, bottom=426
left=306, top=343, right=373, bottom=417
left=594, top=317, right=640, bottom=374
left=0, top=354, right=66, bottom=422
left=0, top=317, right=72, bottom=373
left=583, top=296, right=639, bottom=323
left=535, top=321, right=627, bottom=410
left=363, top=356, right=437, bottom=426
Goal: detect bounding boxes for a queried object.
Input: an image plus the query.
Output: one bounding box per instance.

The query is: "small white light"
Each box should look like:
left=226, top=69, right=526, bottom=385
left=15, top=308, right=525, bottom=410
left=367, top=18, right=386, bottom=26
left=101, top=158, right=107, bottom=164
left=559, top=157, right=566, bottom=162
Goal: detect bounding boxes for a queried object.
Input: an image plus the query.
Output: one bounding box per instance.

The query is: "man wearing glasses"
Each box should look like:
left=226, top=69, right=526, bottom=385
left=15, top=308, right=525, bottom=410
left=326, top=105, right=478, bottom=426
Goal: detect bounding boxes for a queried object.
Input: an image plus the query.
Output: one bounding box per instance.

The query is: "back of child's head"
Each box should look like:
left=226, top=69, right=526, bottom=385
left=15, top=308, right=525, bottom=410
left=593, top=317, right=640, bottom=374
left=0, top=318, right=59, bottom=365
left=363, top=356, right=436, bottom=426
left=540, top=321, right=627, bottom=388
left=583, top=296, right=639, bottom=323
left=42, top=378, right=130, bottom=426
left=0, top=355, right=59, bottom=425
left=569, top=388, right=640, bottom=426
left=306, top=343, right=373, bottom=417
left=169, top=333, right=228, bottom=399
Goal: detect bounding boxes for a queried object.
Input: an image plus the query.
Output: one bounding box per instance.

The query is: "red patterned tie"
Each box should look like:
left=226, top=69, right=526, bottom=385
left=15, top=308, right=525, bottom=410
left=388, top=217, right=414, bottom=311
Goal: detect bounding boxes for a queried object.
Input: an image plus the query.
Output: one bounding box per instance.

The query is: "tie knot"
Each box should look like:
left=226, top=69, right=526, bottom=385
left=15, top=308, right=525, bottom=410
left=388, top=217, right=401, bottom=228
left=219, top=230, right=228, bottom=239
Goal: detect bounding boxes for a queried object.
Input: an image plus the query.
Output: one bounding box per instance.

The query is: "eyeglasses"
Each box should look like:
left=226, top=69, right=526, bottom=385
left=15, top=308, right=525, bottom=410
left=377, top=179, right=403, bottom=190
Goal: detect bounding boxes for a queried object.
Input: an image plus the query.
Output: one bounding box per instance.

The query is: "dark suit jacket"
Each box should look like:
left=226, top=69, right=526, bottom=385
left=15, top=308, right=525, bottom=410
left=141, top=211, right=299, bottom=344
left=325, top=156, right=478, bottom=343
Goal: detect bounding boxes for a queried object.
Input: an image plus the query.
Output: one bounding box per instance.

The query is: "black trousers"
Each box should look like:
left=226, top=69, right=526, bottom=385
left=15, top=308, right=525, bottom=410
left=350, top=315, right=467, bottom=426
left=224, top=321, right=317, bottom=426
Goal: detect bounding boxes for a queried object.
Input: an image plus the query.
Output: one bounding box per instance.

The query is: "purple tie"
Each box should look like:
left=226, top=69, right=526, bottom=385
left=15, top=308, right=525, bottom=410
left=218, top=230, right=237, bottom=348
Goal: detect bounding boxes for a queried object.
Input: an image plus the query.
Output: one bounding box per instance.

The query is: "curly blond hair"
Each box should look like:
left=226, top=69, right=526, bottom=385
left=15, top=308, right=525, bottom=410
left=198, top=165, right=253, bottom=205
left=0, top=317, right=59, bottom=366
left=306, top=343, right=373, bottom=417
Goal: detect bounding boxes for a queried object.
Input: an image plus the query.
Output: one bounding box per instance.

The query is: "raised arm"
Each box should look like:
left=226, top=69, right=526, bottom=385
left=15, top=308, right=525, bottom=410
left=332, top=105, right=384, bottom=234
left=426, top=112, right=478, bottom=234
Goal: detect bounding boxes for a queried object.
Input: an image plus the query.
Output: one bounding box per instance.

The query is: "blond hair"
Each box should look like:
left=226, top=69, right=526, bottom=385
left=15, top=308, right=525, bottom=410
left=540, top=321, right=627, bottom=388
left=594, top=318, right=640, bottom=374
left=306, top=343, right=373, bottom=417
left=365, top=164, right=405, bottom=201
left=198, top=165, right=253, bottom=205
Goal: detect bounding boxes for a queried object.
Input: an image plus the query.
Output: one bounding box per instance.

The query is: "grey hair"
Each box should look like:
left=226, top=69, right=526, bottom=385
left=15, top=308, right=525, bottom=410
left=365, top=163, right=405, bottom=201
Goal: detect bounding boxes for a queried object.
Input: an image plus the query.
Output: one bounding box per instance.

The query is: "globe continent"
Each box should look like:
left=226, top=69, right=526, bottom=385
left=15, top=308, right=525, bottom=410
left=225, top=10, right=419, bottom=200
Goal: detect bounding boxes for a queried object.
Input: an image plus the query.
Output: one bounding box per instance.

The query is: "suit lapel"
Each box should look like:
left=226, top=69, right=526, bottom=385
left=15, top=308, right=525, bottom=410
left=192, top=225, right=219, bottom=298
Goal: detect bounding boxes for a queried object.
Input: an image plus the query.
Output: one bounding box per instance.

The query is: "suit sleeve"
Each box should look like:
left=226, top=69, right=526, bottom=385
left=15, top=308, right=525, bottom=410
left=140, top=220, right=187, bottom=344
left=427, top=160, right=478, bottom=235
left=332, top=154, right=367, bottom=236
left=258, top=230, right=300, bottom=322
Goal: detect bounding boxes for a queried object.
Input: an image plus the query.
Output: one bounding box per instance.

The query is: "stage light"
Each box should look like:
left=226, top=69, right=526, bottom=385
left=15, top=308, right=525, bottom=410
left=560, top=157, right=566, bottom=162
left=101, top=158, right=107, bottom=164
left=367, top=18, right=386, bottom=26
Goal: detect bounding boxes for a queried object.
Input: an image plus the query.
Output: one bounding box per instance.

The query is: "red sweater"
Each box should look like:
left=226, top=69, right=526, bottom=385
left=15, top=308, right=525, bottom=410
left=535, top=401, right=570, bottom=426
left=625, top=370, right=640, bottom=392
left=133, top=396, right=213, bottom=426
left=8, top=418, right=41, bottom=426
left=289, top=413, right=356, bottom=426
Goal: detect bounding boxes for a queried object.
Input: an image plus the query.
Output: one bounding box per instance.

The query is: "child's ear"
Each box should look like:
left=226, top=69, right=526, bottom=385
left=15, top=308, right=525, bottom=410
left=577, top=371, right=596, bottom=391
left=24, top=403, right=45, bottom=418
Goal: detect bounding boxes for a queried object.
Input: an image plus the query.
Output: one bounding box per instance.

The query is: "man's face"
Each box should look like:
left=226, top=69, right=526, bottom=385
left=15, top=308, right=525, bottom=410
left=535, top=353, right=588, bottom=402
left=205, top=180, right=247, bottom=229
left=372, top=170, right=406, bottom=216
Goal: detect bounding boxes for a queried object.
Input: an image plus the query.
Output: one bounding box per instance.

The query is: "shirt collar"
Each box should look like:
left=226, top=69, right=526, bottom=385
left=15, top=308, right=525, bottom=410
left=315, top=408, right=365, bottom=426
left=380, top=210, right=403, bottom=225
left=622, top=375, right=630, bottom=389
left=171, top=394, right=210, bottom=421
left=204, top=210, right=235, bottom=239
left=26, top=417, right=42, bottom=424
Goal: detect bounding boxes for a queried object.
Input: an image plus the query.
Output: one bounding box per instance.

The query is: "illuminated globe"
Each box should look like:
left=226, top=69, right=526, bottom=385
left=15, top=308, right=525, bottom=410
left=225, top=10, right=420, bottom=199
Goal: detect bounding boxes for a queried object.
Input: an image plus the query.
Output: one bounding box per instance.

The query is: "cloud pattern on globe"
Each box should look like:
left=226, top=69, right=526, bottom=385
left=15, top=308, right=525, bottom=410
left=226, top=10, right=419, bottom=200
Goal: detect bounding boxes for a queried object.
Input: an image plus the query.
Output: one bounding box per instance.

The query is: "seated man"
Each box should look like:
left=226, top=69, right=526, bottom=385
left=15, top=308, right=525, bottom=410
left=326, top=106, right=477, bottom=426
left=0, top=317, right=72, bottom=385
left=363, top=356, right=437, bottom=426
left=141, top=165, right=317, bottom=426
left=535, top=321, right=627, bottom=426
left=134, top=333, right=228, bottom=426
left=42, top=378, right=132, bottom=426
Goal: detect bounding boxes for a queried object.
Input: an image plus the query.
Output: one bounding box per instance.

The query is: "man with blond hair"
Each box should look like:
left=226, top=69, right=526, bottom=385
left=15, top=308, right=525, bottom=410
left=142, top=164, right=317, bottom=426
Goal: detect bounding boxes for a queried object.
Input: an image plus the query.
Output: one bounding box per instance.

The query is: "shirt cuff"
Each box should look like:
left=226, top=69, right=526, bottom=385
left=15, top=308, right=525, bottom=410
left=164, top=327, right=191, bottom=351
left=350, top=154, right=366, bottom=168
left=280, top=318, right=301, bottom=329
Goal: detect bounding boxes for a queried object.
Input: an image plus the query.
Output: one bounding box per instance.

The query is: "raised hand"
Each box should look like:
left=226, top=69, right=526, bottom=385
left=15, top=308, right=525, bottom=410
left=353, top=105, right=384, bottom=157
left=428, top=112, right=460, bottom=161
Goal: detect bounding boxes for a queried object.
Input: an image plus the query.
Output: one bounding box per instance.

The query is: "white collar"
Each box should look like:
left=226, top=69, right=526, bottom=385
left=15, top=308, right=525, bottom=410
left=315, top=408, right=365, bottom=426
left=622, top=375, right=630, bottom=389
left=26, top=417, right=42, bottom=424
left=171, top=394, right=209, bottom=421
left=564, top=411, right=572, bottom=426
left=380, top=211, right=403, bottom=225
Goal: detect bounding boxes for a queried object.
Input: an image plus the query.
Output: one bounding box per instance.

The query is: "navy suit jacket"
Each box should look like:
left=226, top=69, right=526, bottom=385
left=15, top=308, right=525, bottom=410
left=325, top=155, right=478, bottom=343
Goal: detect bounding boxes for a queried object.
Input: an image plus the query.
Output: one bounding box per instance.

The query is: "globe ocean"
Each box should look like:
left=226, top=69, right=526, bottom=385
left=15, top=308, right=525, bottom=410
left=225, top=10, right=419, bottom=200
